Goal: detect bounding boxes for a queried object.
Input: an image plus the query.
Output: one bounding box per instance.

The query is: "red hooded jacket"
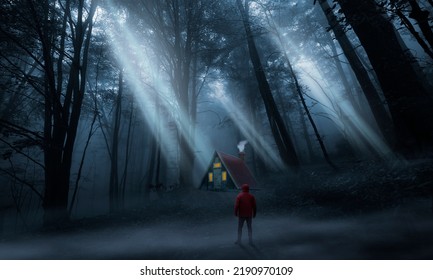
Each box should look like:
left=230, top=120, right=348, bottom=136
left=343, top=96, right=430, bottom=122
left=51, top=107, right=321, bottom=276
left=234, top=184, right=257, bottom=218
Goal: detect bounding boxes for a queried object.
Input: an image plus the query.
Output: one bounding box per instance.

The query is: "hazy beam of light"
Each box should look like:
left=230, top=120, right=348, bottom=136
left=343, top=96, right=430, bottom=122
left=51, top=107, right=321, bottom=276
left=209, top=81, right=285, bottom=170
left=104, top=1, right=212, bottom=183
left=106, top=26, right=174, bottom=159
left=258, top=0, right=394, bottom=159
left=295, top=58, right=394, bottom=159
left=339, top=101, right=395, bottom=159
left=272, top=27, right=395, bottom=159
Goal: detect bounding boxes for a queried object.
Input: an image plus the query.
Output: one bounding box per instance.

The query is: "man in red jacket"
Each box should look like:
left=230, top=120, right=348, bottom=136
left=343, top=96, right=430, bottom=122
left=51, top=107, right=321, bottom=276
left=234, top=184, right=256, bottom=245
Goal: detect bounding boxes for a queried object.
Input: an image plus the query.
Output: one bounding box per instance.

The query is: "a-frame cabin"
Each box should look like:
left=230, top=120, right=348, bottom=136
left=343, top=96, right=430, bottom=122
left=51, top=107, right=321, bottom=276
left=200, top=151, right=257, bottom=191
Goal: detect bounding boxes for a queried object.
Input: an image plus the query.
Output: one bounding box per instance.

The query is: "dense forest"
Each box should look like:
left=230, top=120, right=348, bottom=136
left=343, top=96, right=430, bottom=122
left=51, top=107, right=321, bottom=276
left=1, top=0, right=433, bottom=259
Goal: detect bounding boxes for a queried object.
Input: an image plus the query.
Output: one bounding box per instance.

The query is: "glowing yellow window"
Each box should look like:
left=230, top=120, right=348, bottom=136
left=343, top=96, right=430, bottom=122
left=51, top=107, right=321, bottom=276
left=208, top=172, right=213, bottom=182
left=213, top=162, right=221, bottom=168
left=222, top=171, right=227, bottom=181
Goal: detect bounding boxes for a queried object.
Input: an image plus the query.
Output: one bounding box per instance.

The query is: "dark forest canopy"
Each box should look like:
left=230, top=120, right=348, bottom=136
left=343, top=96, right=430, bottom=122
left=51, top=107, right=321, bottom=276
left=0, top=0, right=433, bottom=230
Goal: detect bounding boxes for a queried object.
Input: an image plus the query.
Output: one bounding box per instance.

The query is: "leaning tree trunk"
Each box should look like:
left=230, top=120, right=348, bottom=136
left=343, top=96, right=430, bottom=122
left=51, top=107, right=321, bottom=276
left=237, top=0, right=300, bottom=171
left=296, top=96, right=315, bottom=162
left=277, top=90, right=300, bottom=156
left=337, top=0, right=433, bottom=155
left=287, top=58, right=338, bottom=171
left=268, top=11, right=337, bottom=170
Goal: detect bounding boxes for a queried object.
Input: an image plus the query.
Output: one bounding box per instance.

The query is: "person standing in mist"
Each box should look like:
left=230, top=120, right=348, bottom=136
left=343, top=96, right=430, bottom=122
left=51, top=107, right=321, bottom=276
left=234, top=184, right=257, bottom=245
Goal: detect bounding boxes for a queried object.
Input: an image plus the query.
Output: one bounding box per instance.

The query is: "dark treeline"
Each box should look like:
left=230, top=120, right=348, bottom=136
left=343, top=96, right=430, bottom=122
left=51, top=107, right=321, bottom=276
left=1, top=0, right=432, bottom=231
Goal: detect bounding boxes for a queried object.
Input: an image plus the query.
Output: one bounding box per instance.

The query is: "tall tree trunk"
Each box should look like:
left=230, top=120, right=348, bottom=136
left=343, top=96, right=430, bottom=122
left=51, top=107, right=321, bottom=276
left=172, top=1, right=195, bottom=188
left=153, top=94, right=162, bottom=188
left=296, top=96, right=315, bottom=162
left=237, top=0, right=300, bottom=171
left=154, top=143, right=162, bottom=188
left=69, top=110, right=98, bottom=215
left=190, top=50, right=199, bottom=143
left=337, top=0, right=433, bottom=154
left=318, top=0, right=395, bottom=149
left=286, top=56, right=338, bottom=170
left=178, top=129, right=195, bottom=187
left=120, top=100, right=135, bottom=210
left=277, top=90, right=300, bottom=158
left=177, top=75, right=195, bottom=188
left=109, top=71, right=123, bottom=213
left=41, top=0, right=68, bottom=225
left=42, top=0, right=98, bottom=225
left=144, top=92, right=162, bottom=198
left=245, top=80, right=268, bottom=175
left=144, top=133, right=157, bottom=200
left=298, top=86, right=338, bottom=170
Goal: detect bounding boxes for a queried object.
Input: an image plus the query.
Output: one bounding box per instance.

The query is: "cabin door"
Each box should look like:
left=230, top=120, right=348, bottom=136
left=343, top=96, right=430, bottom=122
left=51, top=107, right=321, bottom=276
left=213, top=158, right=222, bottom=189
left=213, top=168, right=222, bottom=189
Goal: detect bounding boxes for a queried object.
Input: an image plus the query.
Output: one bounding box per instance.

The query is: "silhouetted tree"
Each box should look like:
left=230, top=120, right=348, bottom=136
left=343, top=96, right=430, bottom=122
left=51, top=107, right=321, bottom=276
left=387, top=0, right=433, bottom=60
left=336, top=0, right=433, bottom=155
left=317, top=0, right=395, bottom=148
left=0, top=0, right=98, bottom=225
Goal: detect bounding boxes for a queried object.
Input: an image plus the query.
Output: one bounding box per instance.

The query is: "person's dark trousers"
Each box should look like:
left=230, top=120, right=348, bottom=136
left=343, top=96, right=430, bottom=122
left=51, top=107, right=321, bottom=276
left=237, top=217, right=252, bottom=243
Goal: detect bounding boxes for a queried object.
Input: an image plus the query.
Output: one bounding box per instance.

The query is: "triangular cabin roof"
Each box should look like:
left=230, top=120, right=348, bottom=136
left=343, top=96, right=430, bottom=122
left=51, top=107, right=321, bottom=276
left=200, top=151, right=257, bottom=189
left=218, top=151, right=256, bottom=189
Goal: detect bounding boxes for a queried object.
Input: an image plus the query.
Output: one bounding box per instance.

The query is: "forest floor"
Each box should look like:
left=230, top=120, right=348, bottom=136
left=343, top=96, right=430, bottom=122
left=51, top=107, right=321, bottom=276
left=0, top=159, right=433, bottom=259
